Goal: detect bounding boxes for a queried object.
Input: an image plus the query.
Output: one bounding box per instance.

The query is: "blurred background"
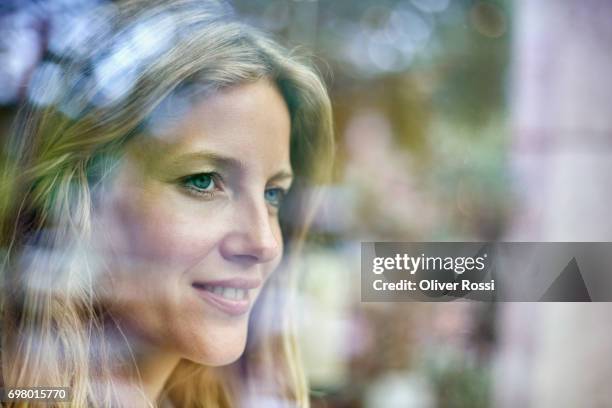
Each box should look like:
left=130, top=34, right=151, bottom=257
left=2, top=0, right=612, bottom=407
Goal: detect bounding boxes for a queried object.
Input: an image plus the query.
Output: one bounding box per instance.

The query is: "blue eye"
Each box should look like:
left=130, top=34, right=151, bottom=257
left=264, top=188, right=286, bottom=208
left=183, top=173, right=216, bottom=192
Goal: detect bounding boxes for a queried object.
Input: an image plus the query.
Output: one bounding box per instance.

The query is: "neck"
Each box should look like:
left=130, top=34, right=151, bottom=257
left=100, top=317, right=181, bottom=406
left=130, top=351, right=181, bottom=405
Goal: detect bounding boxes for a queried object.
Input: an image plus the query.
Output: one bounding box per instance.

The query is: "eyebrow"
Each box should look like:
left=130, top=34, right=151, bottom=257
left=171, top=151, right=293, bottom=181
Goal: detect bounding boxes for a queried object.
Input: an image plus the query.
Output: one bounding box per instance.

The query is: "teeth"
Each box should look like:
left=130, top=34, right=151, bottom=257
left=225, top=288, right=237, bottom=299
left=205, top=285, right=247, bottom=301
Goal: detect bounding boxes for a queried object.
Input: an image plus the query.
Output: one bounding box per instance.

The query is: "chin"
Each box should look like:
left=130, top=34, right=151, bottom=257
left=186, top=330, right=248, bottom=367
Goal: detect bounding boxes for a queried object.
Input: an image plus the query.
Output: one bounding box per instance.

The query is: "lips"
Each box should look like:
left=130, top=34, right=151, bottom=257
left=192, top=278, right=261, bottom=316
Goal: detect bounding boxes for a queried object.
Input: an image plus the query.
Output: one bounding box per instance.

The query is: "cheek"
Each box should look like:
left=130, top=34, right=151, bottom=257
left=110, top=187, right=225, bottom=267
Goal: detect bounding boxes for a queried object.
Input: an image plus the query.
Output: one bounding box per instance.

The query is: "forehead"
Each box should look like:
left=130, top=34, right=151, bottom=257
left=137, top=80, right=292, bottom=173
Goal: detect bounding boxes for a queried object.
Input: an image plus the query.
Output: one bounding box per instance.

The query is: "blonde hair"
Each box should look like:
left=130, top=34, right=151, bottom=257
left=0, top=0, right=334, bottom=406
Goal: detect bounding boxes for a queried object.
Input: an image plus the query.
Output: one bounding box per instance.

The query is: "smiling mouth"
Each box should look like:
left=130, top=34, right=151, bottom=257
left=192, top=279, right=261, bottom=316
left=196, top=284, right=247, bottom=300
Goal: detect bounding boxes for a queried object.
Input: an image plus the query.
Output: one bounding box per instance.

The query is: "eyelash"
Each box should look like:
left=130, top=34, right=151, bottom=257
left=180, top=172, right=289, bottom=209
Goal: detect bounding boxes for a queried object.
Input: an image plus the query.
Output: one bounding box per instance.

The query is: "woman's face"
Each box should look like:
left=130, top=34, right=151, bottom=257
left=95, top=80, right=292, bottom=366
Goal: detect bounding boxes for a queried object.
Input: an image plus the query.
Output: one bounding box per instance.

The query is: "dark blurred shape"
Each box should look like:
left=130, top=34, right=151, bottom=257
left=469, top=2, right=506, bottom=38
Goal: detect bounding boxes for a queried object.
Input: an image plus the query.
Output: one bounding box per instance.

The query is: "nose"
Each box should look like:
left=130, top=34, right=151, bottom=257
left=219, top=197, right=282, bottom=264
